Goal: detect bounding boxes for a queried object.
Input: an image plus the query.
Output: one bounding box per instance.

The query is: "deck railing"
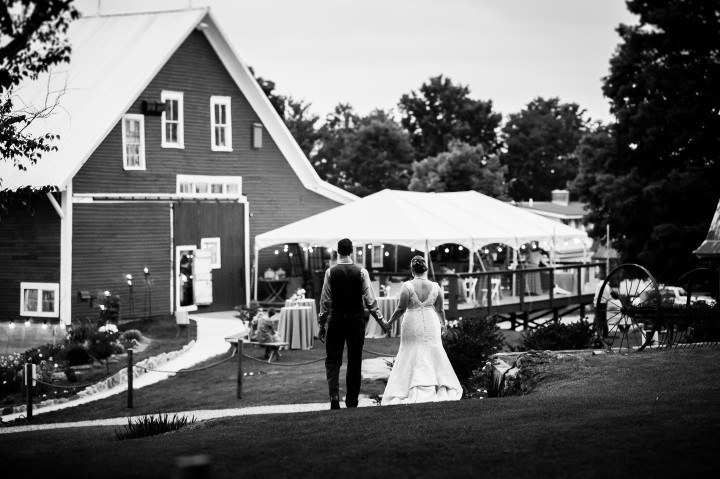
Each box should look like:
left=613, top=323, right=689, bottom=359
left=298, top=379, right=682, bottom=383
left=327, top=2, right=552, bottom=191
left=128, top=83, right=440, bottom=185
left=370, top=262, right=604, bottom=320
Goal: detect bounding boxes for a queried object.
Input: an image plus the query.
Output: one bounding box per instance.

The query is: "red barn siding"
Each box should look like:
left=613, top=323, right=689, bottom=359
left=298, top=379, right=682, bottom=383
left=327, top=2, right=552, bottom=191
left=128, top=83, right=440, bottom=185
left=0, top=200, right=61, bottom=320
left=73, top=31, right=342, bottom=239
left=72, top=203, right=171, bottom=322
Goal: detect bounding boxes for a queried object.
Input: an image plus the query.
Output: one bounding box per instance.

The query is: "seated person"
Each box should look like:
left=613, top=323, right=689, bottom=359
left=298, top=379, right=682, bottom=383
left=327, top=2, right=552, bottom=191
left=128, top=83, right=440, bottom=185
left=255, top=307, right=281, bottom=343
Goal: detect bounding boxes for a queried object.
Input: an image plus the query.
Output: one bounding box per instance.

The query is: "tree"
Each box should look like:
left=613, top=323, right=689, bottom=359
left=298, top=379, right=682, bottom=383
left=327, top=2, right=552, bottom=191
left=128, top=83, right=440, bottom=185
left=311, top=103, right=359, bottom=191
left=0, top=0, right=78, bottom=212
left=282, top=97, right=321, bottom=159
left=313, top=107, right=415, bottom=196
left=398, top=75, right=502, bottom=160
left=338, top=110, right=415, bottom=196
left=250, top=70, right=321, bottom=159
left=584, top=0, right=720, bottom=281
left=500, top=97, right=588, bottom=202
left=409, top=140, right=508, bottom=199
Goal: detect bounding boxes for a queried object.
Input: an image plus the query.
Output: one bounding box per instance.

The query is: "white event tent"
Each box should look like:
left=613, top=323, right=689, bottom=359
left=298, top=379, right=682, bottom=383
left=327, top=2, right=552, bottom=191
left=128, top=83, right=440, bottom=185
left=254, top=190, right=590, bottom=296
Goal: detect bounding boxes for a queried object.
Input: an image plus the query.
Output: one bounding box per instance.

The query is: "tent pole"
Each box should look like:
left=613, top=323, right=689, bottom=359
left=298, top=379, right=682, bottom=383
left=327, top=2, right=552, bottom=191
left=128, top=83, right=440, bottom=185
left=253, top=248, right=259, bottom=302
left=468, top=241, right=473, bottom=272
left=394, top=244, right=398, bottom=272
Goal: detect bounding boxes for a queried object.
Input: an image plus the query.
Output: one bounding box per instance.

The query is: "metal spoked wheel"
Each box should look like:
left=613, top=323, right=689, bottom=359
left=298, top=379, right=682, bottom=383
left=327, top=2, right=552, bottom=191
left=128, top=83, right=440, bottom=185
left=594, top=264, right=664, bottom=353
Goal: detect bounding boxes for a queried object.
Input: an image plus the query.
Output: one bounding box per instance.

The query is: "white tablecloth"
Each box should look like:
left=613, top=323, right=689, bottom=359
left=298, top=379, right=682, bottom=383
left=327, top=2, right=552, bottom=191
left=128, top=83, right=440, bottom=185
left=278, top=306, right=314, bottom=350
left=285, top=299, right=318, bottom=336
left=365, top=296, right=401, bottom=338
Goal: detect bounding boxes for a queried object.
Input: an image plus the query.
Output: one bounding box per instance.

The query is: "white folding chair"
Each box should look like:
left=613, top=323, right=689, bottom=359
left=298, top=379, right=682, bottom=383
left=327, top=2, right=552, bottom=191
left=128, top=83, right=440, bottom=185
left=463, top=277, right=478, bottom=303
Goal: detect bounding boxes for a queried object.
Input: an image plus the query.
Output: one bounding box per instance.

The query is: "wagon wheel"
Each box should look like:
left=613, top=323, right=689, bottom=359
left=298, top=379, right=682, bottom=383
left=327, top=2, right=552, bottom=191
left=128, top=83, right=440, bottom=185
left=594, top=264, right=665, bottom=353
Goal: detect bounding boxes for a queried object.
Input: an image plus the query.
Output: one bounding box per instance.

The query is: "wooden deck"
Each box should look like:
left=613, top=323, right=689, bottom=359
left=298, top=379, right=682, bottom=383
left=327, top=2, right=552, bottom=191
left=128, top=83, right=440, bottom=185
left=437, top=263, right=602, bottom=328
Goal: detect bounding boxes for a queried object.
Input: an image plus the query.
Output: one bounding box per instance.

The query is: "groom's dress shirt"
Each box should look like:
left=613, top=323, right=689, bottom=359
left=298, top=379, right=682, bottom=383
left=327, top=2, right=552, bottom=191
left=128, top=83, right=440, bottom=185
left=318, top=260, right=381, bottom=327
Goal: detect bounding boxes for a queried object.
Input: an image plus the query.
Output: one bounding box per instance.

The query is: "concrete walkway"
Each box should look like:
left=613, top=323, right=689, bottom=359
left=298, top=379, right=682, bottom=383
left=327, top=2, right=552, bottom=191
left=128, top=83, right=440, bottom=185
left=1, top=312, right=390, bottom=432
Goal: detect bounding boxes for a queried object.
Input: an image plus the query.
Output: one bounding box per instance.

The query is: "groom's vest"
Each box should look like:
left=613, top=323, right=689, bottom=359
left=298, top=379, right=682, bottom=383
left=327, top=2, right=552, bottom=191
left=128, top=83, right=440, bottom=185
left=329, top=263, right=364, bottom=320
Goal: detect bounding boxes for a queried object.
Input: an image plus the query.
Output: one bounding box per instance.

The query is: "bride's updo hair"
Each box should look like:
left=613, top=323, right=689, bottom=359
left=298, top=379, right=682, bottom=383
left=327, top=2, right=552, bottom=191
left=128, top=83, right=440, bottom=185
left=410, top=255, right=428, bottom=275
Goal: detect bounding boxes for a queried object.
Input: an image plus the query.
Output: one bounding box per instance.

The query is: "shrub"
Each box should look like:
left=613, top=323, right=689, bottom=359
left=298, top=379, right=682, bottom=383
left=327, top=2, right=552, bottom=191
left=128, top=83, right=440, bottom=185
left=120, top=329, right=144, bottom=342
left=114, top=413, right=197, bottom=440
left=519, top=319, right=596, bottom=351
left=62, top=343, right=91, bottom=366
left=442, top=315, right=505, bottom=383
left=88, top=329, right=120, bottom=375
left=67, top=319, right=94, bottom=344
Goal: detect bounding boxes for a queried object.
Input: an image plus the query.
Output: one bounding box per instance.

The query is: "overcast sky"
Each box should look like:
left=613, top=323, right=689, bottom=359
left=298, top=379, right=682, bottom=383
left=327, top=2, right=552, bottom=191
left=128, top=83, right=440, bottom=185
left=76, top=0, right=636, bottom=124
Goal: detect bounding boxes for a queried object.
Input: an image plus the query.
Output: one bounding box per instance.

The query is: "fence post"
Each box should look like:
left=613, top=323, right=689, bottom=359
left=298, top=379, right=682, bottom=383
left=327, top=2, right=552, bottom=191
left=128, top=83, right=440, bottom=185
left=236, top=340, right=243, bottom=399
left=24, top=363, right=34, bottom=420
left=127, top=348, right=134, bottom=409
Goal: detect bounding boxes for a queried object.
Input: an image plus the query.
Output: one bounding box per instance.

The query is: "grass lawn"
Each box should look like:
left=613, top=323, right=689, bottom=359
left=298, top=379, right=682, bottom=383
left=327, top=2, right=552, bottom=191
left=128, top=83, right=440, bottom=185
left=1, top=347, right=719, bottom=478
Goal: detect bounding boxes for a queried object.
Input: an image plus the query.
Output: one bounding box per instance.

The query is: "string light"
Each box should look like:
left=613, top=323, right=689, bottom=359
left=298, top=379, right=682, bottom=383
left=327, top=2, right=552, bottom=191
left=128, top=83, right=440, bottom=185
left=24, top=320, right=30, bottom=327
left=444, top=248, right=450, bottom=253
left=384, top=251, right=389, bottom=256
left=8, top=322, right=15, bottom=329
left=274, top=250, right=279, bottom=255
left=458, top=246, right=464, bottom=251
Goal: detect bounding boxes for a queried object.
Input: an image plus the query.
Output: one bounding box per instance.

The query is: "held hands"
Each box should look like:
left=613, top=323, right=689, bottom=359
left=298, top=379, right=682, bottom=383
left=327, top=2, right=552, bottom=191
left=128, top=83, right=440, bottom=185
left=380, top=319, right=391, bottom=334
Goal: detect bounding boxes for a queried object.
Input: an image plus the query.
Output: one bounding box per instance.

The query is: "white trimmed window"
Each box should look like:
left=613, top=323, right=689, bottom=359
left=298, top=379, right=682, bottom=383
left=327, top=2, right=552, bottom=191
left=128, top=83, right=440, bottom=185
left=161, top=91, right=184, bottom=148
left=122, top=114, right=145, bottom=170
left=211, top=96, right=232, bottom=151
left=177, top=174, right=242, bottom=197
left=20, top=282, right=59, bottom=318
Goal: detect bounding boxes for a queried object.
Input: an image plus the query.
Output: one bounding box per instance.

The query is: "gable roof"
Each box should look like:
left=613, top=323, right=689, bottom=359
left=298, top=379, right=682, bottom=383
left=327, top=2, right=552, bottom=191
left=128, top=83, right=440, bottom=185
left=0, top=8, right=356, bottom=204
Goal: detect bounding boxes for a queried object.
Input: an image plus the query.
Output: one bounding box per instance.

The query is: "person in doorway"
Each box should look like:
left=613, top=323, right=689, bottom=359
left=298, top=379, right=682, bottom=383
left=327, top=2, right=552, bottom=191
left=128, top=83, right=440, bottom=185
left=318, top=238, right=389, bottom=410
left=381, top=256, right=462, bottom=405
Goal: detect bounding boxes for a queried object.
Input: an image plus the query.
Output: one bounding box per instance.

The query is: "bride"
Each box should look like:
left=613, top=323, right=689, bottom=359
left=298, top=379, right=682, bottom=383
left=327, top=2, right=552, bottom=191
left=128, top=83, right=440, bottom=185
left=381, top=256, right=462, bottom=405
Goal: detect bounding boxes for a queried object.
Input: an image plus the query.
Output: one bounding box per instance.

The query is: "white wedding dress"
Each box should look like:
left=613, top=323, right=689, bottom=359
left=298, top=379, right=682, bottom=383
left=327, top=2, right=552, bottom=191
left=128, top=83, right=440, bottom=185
left=381, top=280, right=463, bottom=405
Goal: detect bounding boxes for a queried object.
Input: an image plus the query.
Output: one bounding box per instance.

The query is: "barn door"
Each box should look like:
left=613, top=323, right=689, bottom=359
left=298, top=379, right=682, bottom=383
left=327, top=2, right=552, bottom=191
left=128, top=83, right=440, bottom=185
left=194, top=249, right=213, bottom=305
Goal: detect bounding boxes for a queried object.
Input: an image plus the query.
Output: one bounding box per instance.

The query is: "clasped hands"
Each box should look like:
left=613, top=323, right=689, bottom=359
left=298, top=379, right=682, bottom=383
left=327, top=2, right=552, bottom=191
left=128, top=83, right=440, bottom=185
left=379, top=318, right=391, bottom=334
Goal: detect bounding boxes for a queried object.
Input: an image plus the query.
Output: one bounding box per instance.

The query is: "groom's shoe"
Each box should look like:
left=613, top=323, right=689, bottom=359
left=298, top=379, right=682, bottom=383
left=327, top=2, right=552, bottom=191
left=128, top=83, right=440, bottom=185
left=330, top=395, right=340, bottom=410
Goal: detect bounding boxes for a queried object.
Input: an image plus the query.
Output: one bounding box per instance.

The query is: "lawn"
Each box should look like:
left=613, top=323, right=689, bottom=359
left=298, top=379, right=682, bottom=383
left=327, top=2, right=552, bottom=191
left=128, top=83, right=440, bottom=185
left=1, top=347, right=719, bottom=478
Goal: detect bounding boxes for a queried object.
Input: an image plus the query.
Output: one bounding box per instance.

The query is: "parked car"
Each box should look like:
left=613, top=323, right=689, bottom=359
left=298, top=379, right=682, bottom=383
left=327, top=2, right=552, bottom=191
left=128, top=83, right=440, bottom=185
left=659, top=285, right=716, bottom=306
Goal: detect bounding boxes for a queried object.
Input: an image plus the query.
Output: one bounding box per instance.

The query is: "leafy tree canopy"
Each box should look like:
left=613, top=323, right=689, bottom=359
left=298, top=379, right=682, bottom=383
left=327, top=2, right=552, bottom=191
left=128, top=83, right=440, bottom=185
left=313, top=106, right=414, bottom=197
left=409, top=140, right=508, bottom=199
left=501, top=97, right=587, bottom=202
left=1, top=0, right=78, bottom=214
left=398, top=75, right=502, bottom=160
left=580, top=0, right=720, bottom=281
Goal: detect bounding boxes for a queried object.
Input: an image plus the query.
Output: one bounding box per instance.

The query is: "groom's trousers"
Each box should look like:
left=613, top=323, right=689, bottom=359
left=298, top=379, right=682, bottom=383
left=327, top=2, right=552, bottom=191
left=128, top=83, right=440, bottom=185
left=325, top=315, right=366, bottom=407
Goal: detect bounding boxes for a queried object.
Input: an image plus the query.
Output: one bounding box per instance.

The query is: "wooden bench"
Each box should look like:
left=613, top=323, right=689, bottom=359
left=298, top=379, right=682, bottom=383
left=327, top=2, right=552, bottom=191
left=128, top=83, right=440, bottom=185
left=224, top=333, right=289, bottom=363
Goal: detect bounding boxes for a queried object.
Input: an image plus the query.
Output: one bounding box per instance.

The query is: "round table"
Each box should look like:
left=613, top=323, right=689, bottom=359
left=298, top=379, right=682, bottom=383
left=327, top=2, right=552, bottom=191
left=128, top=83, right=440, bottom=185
left=285, top=299, right=318, bottom=336
left=278, top=306, right=314, bottom=350
left=365, top=296, right=401, bottom=338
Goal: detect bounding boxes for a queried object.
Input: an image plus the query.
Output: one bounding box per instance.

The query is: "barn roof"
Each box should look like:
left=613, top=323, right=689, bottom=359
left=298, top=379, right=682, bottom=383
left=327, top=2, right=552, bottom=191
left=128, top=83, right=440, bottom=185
left=0, top=8, right=355, bottom=204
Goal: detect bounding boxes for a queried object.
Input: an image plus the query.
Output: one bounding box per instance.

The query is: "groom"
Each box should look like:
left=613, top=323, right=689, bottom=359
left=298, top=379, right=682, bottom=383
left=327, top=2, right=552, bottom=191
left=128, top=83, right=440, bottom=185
left=318, top=238, right=389, bottom=409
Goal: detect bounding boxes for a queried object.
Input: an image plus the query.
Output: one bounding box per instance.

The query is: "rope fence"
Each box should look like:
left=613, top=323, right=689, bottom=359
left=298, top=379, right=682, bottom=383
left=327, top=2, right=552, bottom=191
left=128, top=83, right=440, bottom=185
left=16, top=343, right=397, bottom=420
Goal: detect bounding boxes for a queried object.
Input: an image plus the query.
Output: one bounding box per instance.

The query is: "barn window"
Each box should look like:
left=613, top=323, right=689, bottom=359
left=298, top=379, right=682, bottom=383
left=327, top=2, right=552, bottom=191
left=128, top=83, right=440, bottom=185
left=211, top=96, right=232, bottom=151
left=161, top=91, right=184, bottom=148
left=176, top=175, right=242, bottom=197
left=122, top=114, right=145, bottom=170
left=20, top=282, right=59, bottom=318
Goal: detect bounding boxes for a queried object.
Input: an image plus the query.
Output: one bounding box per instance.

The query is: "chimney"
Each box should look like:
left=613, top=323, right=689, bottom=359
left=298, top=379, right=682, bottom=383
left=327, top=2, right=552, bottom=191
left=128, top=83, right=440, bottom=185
left=551, top=189, right=570, bottom=206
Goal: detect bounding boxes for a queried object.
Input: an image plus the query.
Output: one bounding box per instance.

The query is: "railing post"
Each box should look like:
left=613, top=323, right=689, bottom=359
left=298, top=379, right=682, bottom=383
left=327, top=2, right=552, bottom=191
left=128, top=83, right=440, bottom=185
left=237, top=340, right=243, bottom=399
left=549, top=268, right=555, bottom=308
left=24, top=363, right=34, bottom=421
left=127, top=348, right=133, bottom=409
